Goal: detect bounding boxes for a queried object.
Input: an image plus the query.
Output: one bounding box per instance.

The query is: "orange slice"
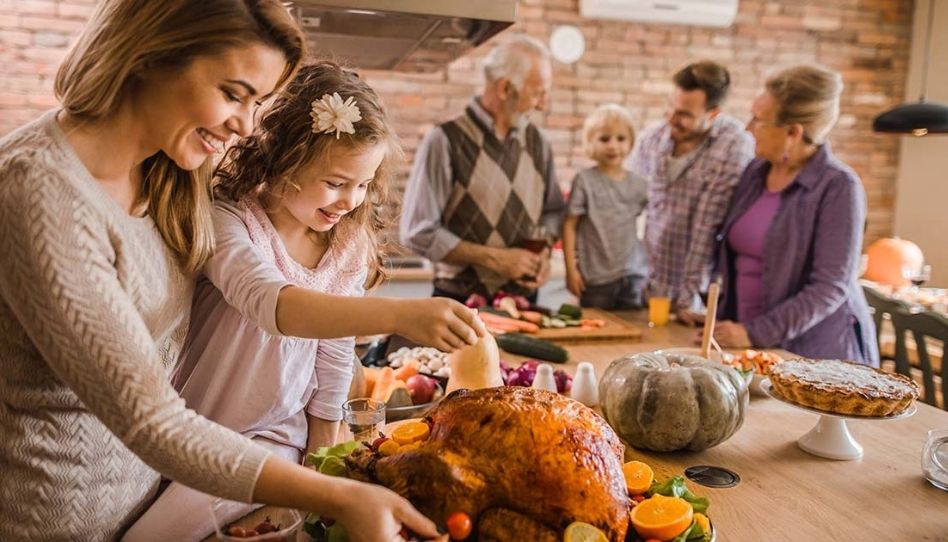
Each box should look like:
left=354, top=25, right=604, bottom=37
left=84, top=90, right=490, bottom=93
left=629, top=494, right=694, bottom=541
left=694, top=512, right=711, bottom=536
left=399, top=441, right=422, bottom=453
left=391, top=421, right=430, bottom=445
left=378, top=439, right=401, bottom=456
left=563, top=522, right=608, bottom=542
left=622, top=460, right=654, bottom=494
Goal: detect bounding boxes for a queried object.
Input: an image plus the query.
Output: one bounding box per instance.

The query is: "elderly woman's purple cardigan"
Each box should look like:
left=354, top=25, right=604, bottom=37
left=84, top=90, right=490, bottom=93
left=715, top=143, right=879, bottom=366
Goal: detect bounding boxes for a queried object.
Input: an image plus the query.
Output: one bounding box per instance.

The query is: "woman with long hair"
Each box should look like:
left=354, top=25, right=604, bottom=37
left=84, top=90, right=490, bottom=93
left=0, top=1, right=466, bottom=539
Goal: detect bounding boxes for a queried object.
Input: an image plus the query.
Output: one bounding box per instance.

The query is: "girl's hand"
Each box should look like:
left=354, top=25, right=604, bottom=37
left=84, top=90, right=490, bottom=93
left=334, top=480, right=447, bottom=542
left=398, top=298, right=486, bottom=352
left=566, top=268, right=585, bottom=298
left=714, top=320, right=752, bottom=348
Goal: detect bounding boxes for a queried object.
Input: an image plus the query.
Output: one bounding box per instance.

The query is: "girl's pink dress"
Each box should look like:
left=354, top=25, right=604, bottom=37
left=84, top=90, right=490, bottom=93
left=122, top=195, right=368, bottom=541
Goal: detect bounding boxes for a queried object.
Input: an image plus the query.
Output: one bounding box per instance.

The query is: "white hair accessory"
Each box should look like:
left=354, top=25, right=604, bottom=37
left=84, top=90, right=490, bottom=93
left=310, top=92, right=362, bottom=138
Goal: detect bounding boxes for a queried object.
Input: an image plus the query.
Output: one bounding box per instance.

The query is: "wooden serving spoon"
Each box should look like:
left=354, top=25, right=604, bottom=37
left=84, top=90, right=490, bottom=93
left=700, top=282, right=721, bottom=359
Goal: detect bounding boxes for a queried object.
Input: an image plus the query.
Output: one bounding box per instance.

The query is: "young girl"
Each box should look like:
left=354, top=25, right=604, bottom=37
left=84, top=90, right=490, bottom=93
left=123, top=62, right=466, bottom=540
left=562, top=104, right=649, bottom=309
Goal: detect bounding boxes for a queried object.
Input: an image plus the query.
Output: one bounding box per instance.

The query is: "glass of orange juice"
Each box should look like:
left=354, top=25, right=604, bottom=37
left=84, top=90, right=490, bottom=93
left=648, top=288, right=671, bottom=327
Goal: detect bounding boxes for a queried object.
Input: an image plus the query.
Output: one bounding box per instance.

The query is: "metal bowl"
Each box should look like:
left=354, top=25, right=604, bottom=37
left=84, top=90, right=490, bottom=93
left=384, top=383, right=444, bottom=423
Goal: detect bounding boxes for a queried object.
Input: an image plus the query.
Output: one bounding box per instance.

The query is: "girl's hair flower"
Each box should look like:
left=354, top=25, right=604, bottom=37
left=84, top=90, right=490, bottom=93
left=310, top=92, right=362, bottom=138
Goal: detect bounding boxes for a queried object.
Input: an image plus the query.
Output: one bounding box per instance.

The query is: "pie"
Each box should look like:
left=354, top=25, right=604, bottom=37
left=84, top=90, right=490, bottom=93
left=768, top=358, right=918, bottom=417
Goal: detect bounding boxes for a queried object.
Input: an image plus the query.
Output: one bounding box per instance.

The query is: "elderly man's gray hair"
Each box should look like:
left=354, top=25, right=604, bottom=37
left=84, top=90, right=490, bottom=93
left=482, top=34, right=551, bottom=89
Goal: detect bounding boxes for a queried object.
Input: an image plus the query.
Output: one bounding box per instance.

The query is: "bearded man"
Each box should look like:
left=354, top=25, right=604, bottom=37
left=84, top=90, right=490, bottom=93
left=400, top=35, right=565, bottom=303
left=626, top=61, right=754, bottom=324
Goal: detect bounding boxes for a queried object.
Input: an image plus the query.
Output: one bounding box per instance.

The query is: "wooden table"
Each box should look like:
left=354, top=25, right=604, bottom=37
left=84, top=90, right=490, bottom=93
left=229, top=312, right=948, bottom=541
left=508, top=311, right=948, bottom=541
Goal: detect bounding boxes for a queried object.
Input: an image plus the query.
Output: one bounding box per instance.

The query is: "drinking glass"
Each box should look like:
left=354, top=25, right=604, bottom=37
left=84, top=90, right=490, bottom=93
left=520, top=225, right=551, bottom=254
left=648, top=287, right=671, bottom=327
left=922, top=429, right=948, bottom=491
left=902, top=264, right=932, bottom=291
left=341, top=398, right=385, bottom=442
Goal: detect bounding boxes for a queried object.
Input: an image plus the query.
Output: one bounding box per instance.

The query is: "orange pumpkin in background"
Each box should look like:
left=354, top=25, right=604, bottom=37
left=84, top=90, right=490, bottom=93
left=863, top=237, right=924, bottom=287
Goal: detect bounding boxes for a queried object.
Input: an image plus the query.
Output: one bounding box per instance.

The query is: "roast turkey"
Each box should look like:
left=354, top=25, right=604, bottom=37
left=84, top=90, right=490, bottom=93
left=345, top=386, right=630, bottom=541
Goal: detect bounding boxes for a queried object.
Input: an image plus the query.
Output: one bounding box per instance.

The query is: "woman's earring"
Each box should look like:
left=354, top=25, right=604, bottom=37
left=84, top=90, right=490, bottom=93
left=782, top=151, right=789, bottom=164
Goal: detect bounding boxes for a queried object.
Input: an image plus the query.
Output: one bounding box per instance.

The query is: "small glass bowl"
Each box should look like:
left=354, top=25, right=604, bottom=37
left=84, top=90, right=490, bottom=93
left=210, top=499, right=303, bottom=541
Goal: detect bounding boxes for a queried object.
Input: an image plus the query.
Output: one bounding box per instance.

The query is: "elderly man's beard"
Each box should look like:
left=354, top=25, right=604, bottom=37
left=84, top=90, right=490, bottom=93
left=503, top=86, right=526, bottom=127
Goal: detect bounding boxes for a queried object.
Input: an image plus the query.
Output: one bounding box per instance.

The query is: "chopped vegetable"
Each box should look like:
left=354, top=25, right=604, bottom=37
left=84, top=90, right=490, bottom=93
left=557, top=303, right=583, bottom=319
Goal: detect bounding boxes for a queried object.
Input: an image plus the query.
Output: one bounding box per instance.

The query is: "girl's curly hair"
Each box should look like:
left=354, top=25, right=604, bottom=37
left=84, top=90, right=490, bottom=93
left=215, top=61, right=402, bottom=288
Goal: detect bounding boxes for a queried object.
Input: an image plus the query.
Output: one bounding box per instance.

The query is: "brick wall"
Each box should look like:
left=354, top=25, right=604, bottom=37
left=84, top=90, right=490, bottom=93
left=0, top=0, right=913, bottom=244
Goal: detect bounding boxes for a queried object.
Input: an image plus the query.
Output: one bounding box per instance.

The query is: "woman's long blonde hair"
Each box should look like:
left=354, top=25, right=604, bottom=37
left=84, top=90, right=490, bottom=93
left=215, top=61, right=402, bottom=290
left=54, top=0, right=305, bottom=273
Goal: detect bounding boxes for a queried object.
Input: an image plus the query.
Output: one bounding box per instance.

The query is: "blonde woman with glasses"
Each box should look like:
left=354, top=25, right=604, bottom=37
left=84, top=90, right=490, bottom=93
left=712, top=65, right=878, bottom=366
left=0, top=1, right=458, bottom=540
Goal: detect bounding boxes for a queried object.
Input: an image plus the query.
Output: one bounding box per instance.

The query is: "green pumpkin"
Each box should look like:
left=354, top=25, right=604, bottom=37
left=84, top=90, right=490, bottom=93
left=599, top=352, right=749, bottom=452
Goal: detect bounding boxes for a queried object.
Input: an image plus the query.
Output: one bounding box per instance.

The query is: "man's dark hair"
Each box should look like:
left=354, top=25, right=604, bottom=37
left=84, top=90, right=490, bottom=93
left=673, top=61, right=731, bottom=109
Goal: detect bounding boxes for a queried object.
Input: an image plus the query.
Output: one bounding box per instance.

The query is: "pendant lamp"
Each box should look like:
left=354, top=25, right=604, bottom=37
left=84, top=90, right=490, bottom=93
left=873, top=0, right=948, bottom=136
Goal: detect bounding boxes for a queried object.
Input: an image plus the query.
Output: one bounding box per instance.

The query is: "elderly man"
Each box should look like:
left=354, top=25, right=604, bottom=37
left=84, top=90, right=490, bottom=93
left=626, top=60, right=754, bottom=324
left=400, top=35, right=565, bottom=303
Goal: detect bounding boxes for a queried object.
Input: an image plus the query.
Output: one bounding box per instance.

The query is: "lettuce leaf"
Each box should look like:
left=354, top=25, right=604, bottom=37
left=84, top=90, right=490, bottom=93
left=306, top=440, right=365, bottom=470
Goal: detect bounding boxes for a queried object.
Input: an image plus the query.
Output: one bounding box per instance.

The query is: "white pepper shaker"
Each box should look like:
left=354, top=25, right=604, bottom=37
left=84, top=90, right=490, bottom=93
left=570, top=361, right=599, bottom=407
left=532, top=363, right=558, bottom=393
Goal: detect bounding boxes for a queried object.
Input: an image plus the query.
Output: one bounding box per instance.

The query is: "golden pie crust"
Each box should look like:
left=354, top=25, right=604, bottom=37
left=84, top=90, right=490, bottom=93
left=769, top=358, right=918, bottom=417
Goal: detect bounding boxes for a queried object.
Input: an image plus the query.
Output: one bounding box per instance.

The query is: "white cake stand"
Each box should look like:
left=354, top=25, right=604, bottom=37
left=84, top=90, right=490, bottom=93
left=760, top=379, right=917, bottom=460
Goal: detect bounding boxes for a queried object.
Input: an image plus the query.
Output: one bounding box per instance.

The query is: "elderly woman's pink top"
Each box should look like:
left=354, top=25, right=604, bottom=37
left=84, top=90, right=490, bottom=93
left=172, top=195, right=368, bottom=452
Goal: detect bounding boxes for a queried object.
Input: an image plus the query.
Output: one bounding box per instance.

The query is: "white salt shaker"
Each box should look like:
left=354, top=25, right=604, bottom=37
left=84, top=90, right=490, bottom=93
left=532, top=363, right=558, bottom=393
left=570, top=362, right=599, bottom=407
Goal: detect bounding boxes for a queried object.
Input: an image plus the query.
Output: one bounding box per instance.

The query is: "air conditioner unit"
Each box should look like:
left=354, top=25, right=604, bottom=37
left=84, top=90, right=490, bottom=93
left=580, top=0, right=739, bottom=28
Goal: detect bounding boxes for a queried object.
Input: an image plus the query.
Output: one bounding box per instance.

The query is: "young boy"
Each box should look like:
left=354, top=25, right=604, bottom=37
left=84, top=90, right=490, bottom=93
left=562, top=104, right=648, bottom=309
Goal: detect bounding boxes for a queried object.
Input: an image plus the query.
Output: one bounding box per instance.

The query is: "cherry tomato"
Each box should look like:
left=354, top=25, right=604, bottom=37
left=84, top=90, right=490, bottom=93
left=243, top=529, right=258, bottom=537
left=227, top=526, right=246, bottom=537
left=446, top=512, right=472, bottom=540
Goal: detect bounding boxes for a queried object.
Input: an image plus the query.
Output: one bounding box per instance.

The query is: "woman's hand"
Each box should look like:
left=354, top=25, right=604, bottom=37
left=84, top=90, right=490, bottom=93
left=397, top=298, right=486, bottom=352
left=333, top=479, right=447, bottom=542
left=714, top=320, right=752, bottom=348
left=566, top=267, right=585, bottom=298
left=676, top=308, right=705, bottom=327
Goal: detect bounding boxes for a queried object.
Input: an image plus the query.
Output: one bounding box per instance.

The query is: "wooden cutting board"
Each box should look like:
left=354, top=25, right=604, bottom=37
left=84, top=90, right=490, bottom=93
left=532, top=308, right=642, bottom=343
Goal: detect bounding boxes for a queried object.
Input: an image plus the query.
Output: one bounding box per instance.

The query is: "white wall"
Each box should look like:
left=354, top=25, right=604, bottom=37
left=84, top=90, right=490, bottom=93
left=892, top=0, right=948, bottom=287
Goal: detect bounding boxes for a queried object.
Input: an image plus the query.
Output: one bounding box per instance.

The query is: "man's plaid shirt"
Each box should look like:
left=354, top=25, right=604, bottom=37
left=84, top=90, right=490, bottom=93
left=626, top=115, right=754, bottom=310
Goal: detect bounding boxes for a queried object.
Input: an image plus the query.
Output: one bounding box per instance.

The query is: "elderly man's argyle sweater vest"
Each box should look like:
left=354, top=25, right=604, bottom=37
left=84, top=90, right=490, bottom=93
left=434, top=105, right=548, bottom=298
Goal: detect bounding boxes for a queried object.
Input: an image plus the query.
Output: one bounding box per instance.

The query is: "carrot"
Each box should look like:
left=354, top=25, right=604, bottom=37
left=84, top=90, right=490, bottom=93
left=479, top=312, right=540, bottom=333
left=519, top=310, right=543, bottom=325
left=580, top=318, right=606, bottom=328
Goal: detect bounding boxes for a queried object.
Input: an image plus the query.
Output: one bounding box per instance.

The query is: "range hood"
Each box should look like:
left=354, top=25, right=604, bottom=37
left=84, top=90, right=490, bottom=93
left=286, top=1, right=517, bottom=72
